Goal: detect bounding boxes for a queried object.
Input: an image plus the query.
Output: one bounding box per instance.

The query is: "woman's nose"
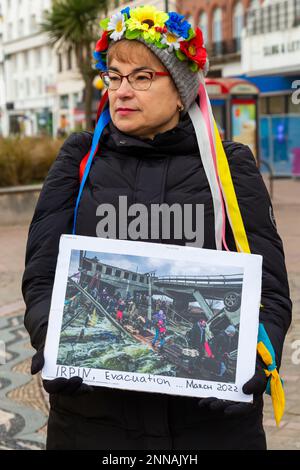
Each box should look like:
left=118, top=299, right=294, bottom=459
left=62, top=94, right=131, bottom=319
left=115, top=77, right=135, bottom=97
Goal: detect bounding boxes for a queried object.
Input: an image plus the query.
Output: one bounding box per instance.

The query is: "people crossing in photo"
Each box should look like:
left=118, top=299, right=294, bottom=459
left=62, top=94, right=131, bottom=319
left=187, top=317, right=207, bottom=357
left=209, top=325, right=237, bottom=377
left=152, top=318, right=167, bottom=350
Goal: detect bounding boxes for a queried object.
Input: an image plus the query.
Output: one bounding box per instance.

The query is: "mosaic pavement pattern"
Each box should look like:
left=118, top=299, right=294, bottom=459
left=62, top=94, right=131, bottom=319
left=0, top=309, right=47, bottom=450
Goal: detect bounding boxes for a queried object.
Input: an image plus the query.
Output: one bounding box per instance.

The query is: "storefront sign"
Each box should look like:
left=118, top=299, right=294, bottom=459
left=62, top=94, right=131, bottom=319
left=242, top=27, right=300, bottom=75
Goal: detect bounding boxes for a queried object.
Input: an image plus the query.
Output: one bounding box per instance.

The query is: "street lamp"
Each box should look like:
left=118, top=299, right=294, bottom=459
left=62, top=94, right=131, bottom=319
left=165, top=0, right=169, bottom=13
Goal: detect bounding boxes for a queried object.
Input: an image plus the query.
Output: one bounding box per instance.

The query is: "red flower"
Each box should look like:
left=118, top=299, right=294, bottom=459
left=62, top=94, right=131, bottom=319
left=155, top=26, right=168, bottom=33
left=179, top=27, right=207, bottom=69
left=95, top=31, right=109, bottom=52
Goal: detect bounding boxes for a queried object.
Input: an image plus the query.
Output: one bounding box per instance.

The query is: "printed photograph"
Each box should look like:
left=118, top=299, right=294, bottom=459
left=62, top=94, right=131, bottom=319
left=57, top=249, right=244, bottom=384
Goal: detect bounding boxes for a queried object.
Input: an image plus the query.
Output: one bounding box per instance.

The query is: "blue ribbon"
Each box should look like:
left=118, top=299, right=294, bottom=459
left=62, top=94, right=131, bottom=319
left=72, top=107, right=111, bottom=234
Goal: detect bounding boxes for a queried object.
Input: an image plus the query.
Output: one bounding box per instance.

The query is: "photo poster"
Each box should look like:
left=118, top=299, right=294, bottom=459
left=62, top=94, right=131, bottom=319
left=42, top=235, right=263, bottom=403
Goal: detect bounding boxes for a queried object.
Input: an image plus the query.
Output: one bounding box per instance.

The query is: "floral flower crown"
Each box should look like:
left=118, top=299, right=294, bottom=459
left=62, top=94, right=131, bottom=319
left=93, top=5, right=207, bottom=74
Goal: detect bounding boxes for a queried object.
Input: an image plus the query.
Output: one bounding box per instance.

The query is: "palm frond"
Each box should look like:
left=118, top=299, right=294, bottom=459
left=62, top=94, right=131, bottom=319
left=40, top=0, right=107, bottom=46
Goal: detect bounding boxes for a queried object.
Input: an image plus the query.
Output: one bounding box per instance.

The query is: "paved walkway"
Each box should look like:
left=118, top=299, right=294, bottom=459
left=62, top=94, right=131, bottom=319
left=0, top=178, right=299, bottom=449
left=260, top=178, right=300, bottom=449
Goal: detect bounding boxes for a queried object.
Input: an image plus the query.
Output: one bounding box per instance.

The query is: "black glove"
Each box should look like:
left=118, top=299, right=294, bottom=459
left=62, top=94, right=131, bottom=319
left=198, top=357, right=268, bottom=417
left=31, top=348, right=93, bottom=396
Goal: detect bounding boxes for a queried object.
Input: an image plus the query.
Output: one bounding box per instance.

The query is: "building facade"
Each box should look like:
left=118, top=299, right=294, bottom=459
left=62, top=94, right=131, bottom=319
left=0, top=3, right=6, bottom=136
left=54, top=0, right=137, bottom=134
left=1, top=0, right=56, bottom=136
left=0, top=0, right=182, bottom=137
left=241, top=0, right=300, bottom=176
left=176, top=0, right=264, bottom=77
left=177, top=0, right=300, bottom=176
left=0, top=0, right=128, bottom=137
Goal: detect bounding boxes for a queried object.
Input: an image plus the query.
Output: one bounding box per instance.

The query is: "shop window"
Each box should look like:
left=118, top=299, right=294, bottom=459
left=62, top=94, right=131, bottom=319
left=249, top=0, right=260, bottom=10
left=23, top=51, right=29, bottom=69
left=60, top=94, right=69, bottom=109
left=288, top=96, right=300, bottom=114
left=260, top=97, right=268, bottom=115
left=212, top=7, right=223, bottom=55
left=295, top=0, right=300, bottom=26
left=198, top=11, right=208, bottom=44
left=30, top=14, right=37, bottom=33
left=67, top=47, right=72, bottom=70
left=37, top=76, right=43, bottom=95
left=58, top=53, right=63, bottom=72
left=233, top=2, right=244, bottom=51
left=73, top=92, right=81, bottom=107
left=18, top=18, right=24, bottom=37
left=269, top=96, right=286, bottom=115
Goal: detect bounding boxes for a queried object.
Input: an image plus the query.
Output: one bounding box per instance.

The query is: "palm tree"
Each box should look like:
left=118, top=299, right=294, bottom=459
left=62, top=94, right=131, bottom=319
left=41, top=0, right=109, bottom=131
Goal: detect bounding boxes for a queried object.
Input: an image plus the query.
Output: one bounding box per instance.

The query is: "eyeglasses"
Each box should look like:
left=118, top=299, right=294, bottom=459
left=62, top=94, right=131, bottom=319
left=100, top=69, right=170, bottom=91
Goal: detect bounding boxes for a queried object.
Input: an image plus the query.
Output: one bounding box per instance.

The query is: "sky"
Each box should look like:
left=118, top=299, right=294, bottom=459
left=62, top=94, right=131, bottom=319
left=68, top=249, right=243, bottom=279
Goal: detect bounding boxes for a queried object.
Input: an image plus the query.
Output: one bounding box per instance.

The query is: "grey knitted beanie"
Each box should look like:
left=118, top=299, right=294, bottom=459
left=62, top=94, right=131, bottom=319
left=137, top=38, right=202, bottom=115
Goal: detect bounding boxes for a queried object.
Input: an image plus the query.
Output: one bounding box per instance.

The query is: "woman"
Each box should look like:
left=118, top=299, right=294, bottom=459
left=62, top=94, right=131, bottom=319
left=22, top=5, right=291, bottom=450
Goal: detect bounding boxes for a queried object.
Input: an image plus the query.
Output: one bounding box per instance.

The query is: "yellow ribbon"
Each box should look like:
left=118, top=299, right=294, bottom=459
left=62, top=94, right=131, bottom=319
left=257, top=341, right=285, bottom=426
left=213, top=118, right=251, bottom=254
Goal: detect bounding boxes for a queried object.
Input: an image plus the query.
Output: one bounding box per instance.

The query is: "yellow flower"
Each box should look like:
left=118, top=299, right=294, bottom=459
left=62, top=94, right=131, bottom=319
left=126, top=5, right=169, bottom=42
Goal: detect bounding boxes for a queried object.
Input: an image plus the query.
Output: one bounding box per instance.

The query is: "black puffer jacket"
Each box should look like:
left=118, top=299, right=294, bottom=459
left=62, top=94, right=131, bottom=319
left=22, top=114, right=292, bottom=450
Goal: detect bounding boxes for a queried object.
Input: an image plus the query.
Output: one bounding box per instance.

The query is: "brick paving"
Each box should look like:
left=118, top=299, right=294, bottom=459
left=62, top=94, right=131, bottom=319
left=0, top=178, right=299, bottom=450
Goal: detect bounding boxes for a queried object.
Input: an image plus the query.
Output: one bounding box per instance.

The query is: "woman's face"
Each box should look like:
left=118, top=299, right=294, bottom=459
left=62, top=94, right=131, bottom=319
left=107, top=41, right=183, bottom=140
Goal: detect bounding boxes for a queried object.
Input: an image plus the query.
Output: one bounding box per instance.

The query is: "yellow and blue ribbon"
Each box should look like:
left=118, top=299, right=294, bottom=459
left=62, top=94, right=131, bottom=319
left=257, top=323, right=285, bottom=426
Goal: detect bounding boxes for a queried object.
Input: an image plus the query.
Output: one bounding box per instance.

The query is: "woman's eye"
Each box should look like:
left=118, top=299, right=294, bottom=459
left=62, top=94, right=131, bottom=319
left=136, top=74, right=150, bottom=81
left=109, top=76, right=120, bottom=81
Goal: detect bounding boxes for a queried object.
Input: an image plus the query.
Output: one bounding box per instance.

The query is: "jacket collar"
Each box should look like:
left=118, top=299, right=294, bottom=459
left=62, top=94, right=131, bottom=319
left=100, top=113, right=199, bottom=158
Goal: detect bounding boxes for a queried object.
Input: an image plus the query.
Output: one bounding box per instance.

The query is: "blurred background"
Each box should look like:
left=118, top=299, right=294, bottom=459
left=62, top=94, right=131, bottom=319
left=0, top=0, right=299, bottom=450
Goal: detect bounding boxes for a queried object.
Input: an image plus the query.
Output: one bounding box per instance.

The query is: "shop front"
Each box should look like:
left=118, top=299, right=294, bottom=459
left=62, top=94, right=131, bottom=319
left=241, top=0, right=300, bottom=176
left=205, top=78, right=260, bottom=162
left=36, top=108, right=53, bottom=136
left=238, top=75, right=300, bottom=177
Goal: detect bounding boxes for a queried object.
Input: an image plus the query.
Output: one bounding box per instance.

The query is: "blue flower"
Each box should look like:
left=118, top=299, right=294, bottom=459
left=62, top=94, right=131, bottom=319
left=121, top=7, right=131, bottom=19
left=93, top=51, right=101, bottom=60
left=165, top=12, right=190, bottom=39
left=93, top=51, right=107, bottom=72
